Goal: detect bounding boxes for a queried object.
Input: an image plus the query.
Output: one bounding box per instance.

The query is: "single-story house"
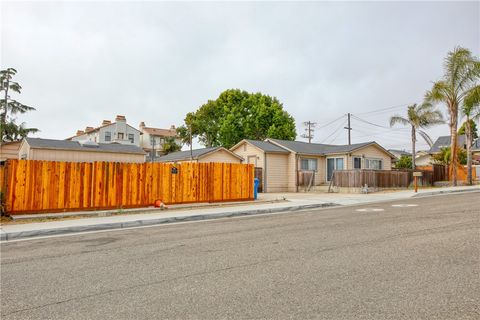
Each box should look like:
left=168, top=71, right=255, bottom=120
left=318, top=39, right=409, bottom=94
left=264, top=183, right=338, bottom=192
left=156, top=147, right=243, bottom=163
left=231, top=139, right=395, bottom=192
left=19, top=137, right=146, bottom=163
left=0, top=141, right=22, bottom=161
left=415, top=151, right=432, bottom=166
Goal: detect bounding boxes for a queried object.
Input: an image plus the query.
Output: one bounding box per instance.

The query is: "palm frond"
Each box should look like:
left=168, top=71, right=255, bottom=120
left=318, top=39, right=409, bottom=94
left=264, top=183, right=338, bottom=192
left=418, top=130, right=434, bottom=147
left=389, top=115, right=410, bottom=127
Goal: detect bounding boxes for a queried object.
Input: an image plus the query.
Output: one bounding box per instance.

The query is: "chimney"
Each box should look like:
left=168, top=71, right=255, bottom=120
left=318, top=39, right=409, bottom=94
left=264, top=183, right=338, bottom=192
left=115, top=115, right=126, bottom=122
left=170, top=125, right=176, bottom=130
left=102, top=120, right=111, bottom=126
left=85, top=126, right=94, bottom=132
left=139, top=121, right=146, bottom=129
left=76, top=130, right=85, bottom=136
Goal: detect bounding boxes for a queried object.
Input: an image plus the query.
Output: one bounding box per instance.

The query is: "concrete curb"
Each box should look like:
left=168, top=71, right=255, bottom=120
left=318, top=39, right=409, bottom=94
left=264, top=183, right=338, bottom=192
left=10, top=199, right=286, bottom=221
left=0, top=202, right=338, bottom=241
left=412, top=187, right=480, bottom=198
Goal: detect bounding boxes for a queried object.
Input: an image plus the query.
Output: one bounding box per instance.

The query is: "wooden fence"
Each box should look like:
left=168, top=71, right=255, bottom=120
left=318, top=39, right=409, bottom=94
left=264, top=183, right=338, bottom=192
left=1, top=159, right=254, bottom=215
left=329, top=169, right=434, bottom=190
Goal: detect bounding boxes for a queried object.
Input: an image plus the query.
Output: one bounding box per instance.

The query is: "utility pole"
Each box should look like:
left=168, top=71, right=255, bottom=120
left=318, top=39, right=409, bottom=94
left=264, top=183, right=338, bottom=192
left=301, top=121, right=316, bottom=143
left=344, top=113, right=352, bottom=145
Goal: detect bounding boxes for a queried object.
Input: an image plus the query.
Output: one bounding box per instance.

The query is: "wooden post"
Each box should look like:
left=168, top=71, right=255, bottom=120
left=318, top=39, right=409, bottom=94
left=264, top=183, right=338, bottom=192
left=413, top=171, right=422, bottom=193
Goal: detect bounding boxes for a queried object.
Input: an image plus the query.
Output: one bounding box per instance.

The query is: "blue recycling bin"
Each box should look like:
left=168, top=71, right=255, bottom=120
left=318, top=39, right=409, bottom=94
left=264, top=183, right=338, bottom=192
left=253, top=178, right=260, bottom=200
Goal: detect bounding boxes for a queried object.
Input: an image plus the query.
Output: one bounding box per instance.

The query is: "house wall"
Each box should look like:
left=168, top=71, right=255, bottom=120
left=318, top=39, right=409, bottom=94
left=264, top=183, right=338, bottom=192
left=231, top=141, right=271, bottom=190
left=231, top=142, right=265, bottom=167
left=0, top=142, right=21, bottom=160
left=348, top=145, right=392, bottom=171
left=198, top=150, right=242, bottom=163
left=139, top=132, right=182, bottom=158
left=72, top=122, right=140, bottom=147
left=18, top=141, right=31, bottom=159
left=296, top=155, right=326, bottom=186
left=25, top=148, right=145, bottom=163
left=415, top=154, right=432, bottom=166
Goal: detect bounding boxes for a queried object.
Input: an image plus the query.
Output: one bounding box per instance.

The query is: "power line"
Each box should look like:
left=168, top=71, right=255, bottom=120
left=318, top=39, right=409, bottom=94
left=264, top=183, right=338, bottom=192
left=354, top=103, right=412, bottom=116
left=319, top=119, right=347, bottom=144
left=314, top=115, right=346, bottom=130
left=351, top=114, right=409, bottom=131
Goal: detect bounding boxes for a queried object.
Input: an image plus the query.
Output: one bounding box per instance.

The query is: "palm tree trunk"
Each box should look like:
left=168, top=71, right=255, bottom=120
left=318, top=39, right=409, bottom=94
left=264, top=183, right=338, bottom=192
left=449, top=106, right=458, bottom=186
left=466, top=117, right=472, bottom=185
left=411, top=125, right=416, bottom=170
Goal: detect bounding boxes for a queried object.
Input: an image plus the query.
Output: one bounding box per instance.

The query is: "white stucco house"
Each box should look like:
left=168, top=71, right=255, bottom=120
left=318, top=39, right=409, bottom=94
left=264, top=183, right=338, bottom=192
left=68, top=115, right=141, bottom=147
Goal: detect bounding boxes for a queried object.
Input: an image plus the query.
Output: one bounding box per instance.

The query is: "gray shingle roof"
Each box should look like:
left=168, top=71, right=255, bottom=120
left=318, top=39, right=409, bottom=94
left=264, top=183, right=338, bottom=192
left=268, top=139, right=380, bottom=156
left=244, top=140, right=289, bottom=153
left=429, top=135, right=466, bottom=153
left=25, top=137, right=146, bottom=154
left=156, top=147, right=242, bottom=162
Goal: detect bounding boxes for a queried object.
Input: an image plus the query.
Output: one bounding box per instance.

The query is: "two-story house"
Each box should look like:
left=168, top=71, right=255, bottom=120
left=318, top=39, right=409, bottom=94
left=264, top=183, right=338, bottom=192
left=139, top=122, right=181, bottom=160
left=68, top=115, right=141, bottom=146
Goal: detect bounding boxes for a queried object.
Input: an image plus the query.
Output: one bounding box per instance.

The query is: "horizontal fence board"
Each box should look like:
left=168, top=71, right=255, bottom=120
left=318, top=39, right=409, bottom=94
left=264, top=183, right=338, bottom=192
left=2, top=160, right=254, bottom=214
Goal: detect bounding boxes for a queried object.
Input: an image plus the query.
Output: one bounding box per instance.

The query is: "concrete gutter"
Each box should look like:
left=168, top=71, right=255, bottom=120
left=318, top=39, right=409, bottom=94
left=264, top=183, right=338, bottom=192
left=10, top=199, right=284, bottom=221
left=0, top=203, right=337, bottom=241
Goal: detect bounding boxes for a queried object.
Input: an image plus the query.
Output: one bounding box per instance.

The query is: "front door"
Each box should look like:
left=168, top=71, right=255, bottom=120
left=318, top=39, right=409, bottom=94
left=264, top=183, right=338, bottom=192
left=327, top=158, right=335, bottom=181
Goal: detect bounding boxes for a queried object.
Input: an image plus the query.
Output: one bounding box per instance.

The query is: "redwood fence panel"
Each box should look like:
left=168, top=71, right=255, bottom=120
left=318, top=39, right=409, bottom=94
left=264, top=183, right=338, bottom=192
left=2, top=159, right=254, bottom=214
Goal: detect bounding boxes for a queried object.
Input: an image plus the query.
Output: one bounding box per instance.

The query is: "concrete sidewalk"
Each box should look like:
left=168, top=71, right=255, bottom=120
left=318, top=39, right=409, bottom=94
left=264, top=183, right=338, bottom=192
left=1, top=185, right=479, bottom=241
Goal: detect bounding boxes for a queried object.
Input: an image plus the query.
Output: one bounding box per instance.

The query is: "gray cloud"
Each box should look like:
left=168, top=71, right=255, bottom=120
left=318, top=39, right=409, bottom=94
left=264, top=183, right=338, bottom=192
left=1, top=1, right=479, bottom=150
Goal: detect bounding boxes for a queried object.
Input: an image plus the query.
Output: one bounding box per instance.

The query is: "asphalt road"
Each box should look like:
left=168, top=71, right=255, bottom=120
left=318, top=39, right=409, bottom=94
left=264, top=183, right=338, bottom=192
left=1, top=192, right=479, bottom=320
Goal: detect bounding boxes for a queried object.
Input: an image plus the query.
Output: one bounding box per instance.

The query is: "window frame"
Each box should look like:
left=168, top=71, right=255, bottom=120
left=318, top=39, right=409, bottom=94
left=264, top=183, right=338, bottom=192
left=300, top=158, right=318, bottom=171
left=104, top=131, right=111, bottom=142
left=353, top=156, right=362, bottom=169
left=365, top=158, right=383, bottom=170
left=326, top=156, right=345, bottom=181
left=128, top=133, right=134, bottom=143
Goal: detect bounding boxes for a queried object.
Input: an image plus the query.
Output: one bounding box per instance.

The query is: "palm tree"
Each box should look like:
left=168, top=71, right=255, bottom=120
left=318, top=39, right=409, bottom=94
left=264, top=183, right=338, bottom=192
left=461, top=87, right=480, bottom=185
left=425, top=47, right=480, bottom=185
left=390, top=103, right=444, bottom=169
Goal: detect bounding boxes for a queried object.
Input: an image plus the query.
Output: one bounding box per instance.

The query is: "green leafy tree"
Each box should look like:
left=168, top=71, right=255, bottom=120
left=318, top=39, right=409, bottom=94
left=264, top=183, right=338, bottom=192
left=395, top=155, right=413, bottom=169
left=162, top=137, right=182, bottom=154
left=0, top=68, right=38, bottom=142
left=458, top=119, right=478, bottom=140
left=390, top=103, right=444, bottom=169
left=432, top=147, right=467, bottom=166
left=425, top=47, right=480, bottom=185
left=178, top=89, right=296, bottom=149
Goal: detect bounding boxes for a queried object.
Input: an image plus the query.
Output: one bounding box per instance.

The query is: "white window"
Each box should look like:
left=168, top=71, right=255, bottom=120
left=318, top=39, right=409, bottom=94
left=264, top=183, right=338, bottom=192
left=365, top=159, right=383, bottom=170
left=301, top=158, right=317, bottom=171
left=128, top=134, right=134, bottom=143
left=118, top=133, right=124, bottom=140
left=105, top=131, right=111, bottom=142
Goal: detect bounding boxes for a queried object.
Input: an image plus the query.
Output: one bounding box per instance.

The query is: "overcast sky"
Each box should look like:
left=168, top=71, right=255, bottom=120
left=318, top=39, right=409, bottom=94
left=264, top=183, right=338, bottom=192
left=1, top=1, right=479, bottom=151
